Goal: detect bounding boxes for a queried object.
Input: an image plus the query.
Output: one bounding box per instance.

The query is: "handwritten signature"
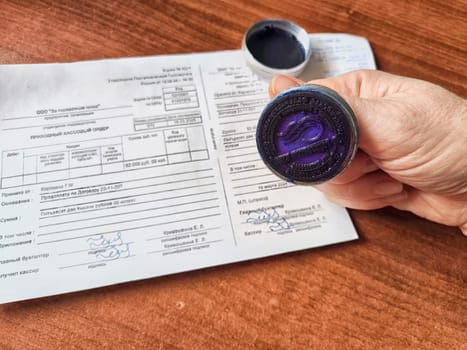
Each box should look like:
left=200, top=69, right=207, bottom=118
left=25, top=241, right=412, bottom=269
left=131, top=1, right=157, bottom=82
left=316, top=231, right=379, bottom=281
left=246, top=208, right=290, bottom=231
left=87, top=232, right=130, bottom=261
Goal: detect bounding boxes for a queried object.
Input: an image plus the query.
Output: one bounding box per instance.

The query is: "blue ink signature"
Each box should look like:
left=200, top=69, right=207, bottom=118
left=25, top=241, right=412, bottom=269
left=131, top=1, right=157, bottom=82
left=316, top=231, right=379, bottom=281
left=87, top=232, right=130, bottom=261
left=246, top=208, right=290, bottom=231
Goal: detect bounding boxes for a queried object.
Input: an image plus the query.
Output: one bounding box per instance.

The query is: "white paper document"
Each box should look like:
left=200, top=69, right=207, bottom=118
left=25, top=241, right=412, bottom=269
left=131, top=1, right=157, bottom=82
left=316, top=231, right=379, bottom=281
left=0, top=34, right=375, bottom=303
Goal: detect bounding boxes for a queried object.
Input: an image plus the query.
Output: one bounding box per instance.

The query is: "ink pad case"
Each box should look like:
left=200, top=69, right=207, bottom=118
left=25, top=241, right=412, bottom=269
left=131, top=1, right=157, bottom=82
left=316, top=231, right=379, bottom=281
left=242, top=19, right=312, bottom=77
left=256, top=85, right=359, bottom=185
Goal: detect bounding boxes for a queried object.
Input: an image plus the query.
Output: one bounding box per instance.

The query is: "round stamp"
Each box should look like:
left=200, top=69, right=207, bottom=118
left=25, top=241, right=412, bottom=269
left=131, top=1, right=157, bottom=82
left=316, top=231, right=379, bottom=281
left=256, top=85, right=359, bottom=184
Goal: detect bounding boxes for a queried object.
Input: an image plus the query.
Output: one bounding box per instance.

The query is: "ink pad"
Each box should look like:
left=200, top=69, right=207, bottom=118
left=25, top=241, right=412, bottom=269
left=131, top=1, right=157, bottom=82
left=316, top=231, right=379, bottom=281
left=256, top=85, right=359, bottom=184
left=242, top=19, right=311, bottom=77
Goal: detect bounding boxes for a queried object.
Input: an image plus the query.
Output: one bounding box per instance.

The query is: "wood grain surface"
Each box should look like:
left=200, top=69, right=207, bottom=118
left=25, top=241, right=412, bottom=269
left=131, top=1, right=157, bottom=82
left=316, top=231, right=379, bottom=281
left=0, top=1, right=466, bottom=349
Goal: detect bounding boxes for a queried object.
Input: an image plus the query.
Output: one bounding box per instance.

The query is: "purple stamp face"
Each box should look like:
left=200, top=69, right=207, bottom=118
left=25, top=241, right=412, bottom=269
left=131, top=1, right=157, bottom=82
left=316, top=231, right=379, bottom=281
left=256, top=85, right=358, bottom=184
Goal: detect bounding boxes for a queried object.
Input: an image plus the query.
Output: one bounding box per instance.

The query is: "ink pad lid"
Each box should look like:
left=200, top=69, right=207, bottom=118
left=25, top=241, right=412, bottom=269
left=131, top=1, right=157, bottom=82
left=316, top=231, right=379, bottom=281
left=242, top=19, right=311, bottom=77
left=256, top=85, right=359, bottom=185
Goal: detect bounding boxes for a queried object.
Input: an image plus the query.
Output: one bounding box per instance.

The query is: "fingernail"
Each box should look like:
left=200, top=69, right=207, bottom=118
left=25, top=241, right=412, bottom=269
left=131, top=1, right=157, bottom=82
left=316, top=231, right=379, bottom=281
left=270, top=75, right=301, bottom=96
left=374, top=181, right=403, bottom=196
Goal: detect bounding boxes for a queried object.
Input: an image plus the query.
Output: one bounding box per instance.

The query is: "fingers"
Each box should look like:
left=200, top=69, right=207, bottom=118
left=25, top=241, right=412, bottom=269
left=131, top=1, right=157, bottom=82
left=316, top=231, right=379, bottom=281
left=328, top=151, right=378, bottom=185
left=268, top=71, right=407, bottom=154
left=269, top=70, right=404, bottom=99
left=460, top=224, right=467, bottom=236
left=314, top=171, right=407, bottom=210
left=304, top=70, right=406, bottom=99
left=324, top=191, right=408, bottom=210
left=391, top=190, right=467, bottom=230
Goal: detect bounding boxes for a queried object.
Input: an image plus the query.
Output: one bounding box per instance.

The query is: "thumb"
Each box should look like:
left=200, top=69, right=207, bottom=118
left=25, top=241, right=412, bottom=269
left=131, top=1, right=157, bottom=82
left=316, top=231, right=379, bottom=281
left=333, top=92, right=384, bottom=154
left=269, top=75, right=302, bottom=97
left=308, top=71, right=401, bottom=154
left=269, top=71, right=398, bottom=154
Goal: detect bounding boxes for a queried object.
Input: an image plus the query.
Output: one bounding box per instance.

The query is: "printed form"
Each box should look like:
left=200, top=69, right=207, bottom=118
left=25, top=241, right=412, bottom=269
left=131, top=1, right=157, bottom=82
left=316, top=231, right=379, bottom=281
left=0, top=34, right=375, bottom=303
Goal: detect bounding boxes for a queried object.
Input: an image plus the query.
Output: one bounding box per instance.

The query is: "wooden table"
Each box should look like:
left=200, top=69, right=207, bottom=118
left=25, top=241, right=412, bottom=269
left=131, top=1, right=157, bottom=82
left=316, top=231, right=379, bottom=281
left=1, top=1, right=465, bottom=349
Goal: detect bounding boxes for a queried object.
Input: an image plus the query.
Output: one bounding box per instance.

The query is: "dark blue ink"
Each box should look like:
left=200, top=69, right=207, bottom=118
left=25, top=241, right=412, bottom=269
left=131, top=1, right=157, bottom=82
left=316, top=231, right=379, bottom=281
left=87, top=232, right=123, bottom=249
left=246, top=25, right=306, bottom=69
left=87, top=232, right=130, bottom=261
left=246, top=208, right=291, bottom=231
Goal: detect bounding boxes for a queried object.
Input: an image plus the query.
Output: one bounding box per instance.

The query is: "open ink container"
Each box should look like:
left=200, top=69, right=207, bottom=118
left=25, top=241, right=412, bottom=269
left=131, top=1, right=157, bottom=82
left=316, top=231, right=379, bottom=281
left=242, top=19, right=312, bottom=77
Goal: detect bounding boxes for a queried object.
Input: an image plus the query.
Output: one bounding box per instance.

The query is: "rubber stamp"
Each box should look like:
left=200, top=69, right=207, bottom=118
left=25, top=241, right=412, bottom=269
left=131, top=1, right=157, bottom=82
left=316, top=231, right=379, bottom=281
left=256, top=85, right=359, bottom=184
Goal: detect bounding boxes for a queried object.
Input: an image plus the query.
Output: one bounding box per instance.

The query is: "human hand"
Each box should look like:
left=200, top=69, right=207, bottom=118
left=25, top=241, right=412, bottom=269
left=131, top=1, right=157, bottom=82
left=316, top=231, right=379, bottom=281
left=269, top=70, right=467, bottom=235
